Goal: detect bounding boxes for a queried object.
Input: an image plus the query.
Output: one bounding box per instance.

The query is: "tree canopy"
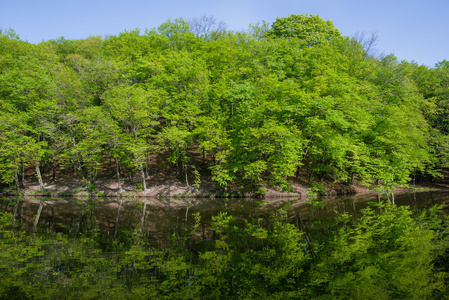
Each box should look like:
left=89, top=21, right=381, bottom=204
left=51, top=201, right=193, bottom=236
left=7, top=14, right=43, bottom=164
left=0, top=15, right=447, bottom=193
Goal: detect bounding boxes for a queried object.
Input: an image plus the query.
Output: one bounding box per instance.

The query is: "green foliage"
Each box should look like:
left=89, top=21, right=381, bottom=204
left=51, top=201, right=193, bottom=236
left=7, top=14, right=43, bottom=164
left=0, top=16, right=446, bottom=193
left=267, top=14, right=341, bottom=47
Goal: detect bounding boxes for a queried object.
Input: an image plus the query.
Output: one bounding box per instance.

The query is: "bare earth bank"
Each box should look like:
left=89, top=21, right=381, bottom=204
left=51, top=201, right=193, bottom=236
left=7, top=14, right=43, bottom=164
left=3, top=172, right=448, bottom=199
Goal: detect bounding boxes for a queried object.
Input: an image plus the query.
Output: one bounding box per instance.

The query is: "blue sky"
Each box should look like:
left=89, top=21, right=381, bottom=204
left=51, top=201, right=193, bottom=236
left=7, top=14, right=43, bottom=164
left=1, top=0, right=447, bottom=67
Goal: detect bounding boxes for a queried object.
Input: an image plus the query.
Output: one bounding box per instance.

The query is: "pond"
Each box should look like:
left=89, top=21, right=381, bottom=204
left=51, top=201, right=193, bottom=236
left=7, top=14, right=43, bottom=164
left=1, top=192, right=448, bottom=299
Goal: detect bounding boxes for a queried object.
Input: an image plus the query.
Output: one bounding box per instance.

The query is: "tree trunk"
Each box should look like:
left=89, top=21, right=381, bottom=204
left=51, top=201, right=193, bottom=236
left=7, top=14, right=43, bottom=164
left=21, top=161, right=25, bottom=187
left=140, top=163, right=147, bottom=192
left=133, top=129, right=146, bottom=192
left=115, top=157, right=123, bottom=192
left=52, top=161, right=56, bottom=182
left=89, top=169, right=94, bottom=186
left=78, top=161, right=86, bottom=187
left=14, top=167, right=20, bottom=190
left=72, top=159, right=81, bottom=185
left=36, top=164, right=44, bottom=191
left=71, top=135, right=86, bottom=186
left=146, top=155, right=151, bottom=176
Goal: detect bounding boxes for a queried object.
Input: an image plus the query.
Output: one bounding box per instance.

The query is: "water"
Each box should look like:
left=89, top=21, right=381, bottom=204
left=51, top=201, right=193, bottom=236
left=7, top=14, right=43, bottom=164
left=0, top=191, right=448, bottom=299
left=1, top=191, right=448, bottom=236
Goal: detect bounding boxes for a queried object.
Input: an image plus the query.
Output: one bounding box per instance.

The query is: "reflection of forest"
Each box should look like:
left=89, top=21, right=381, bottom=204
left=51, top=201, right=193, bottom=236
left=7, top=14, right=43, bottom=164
left=1, top=191, right=448, bottom=242
left=0, top=192, right=448, bottom=299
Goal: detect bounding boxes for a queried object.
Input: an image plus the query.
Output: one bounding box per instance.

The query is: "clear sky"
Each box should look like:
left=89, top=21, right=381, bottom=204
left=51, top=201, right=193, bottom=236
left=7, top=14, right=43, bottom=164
left=1, top=0, right=447, bottom=67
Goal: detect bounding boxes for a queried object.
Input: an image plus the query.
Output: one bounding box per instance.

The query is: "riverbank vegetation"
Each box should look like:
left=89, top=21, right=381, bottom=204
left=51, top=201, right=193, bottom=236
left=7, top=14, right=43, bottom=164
left=1, top=14, right=449, bottom=194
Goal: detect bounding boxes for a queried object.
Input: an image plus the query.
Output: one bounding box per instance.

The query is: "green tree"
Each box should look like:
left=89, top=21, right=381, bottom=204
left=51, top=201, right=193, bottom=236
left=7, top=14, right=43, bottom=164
left=102, top=84, right=160, bottom=191
left=267, top=14, right=341, bottom=47
left=0, top=41, right=58, bottom=190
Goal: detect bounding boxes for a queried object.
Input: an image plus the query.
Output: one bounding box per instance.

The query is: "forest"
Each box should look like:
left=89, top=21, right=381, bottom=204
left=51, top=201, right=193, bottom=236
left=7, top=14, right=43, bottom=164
left=1, top=14, right=449, bottom=194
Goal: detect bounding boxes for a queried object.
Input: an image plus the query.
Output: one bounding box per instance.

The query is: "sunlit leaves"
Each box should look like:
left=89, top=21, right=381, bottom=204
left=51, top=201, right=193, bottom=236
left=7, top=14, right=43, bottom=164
left=0, top=16, right=446, bottom=192
left=267, top=14, right=341, bottom=48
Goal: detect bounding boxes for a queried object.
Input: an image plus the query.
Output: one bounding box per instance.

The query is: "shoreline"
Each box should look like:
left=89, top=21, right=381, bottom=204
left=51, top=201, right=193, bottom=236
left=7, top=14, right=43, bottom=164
left=4, top=163, right=449, bottom=201
left=0, top=180, right=445, bottom=200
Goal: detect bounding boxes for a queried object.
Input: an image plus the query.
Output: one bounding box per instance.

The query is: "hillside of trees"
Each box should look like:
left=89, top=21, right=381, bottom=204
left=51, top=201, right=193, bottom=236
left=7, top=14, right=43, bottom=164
left=1, top=14, right=449, bottom=194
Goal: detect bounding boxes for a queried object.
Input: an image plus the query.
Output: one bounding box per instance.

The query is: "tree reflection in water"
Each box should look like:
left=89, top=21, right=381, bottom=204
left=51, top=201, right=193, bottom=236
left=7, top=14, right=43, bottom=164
left=0, top=193, right=448, bottom=299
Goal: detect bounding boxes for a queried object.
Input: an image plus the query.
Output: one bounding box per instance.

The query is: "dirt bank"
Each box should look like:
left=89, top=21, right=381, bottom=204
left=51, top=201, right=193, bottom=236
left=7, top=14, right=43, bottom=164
left=2, top=163, right=449, bottom=199
left=2, top=173, right=445, bottom=199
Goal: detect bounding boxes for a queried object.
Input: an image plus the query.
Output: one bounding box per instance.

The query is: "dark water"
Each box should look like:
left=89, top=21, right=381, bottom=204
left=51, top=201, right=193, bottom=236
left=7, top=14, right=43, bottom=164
left=0, top=191, right=447, bottom=243
left=0, top=192, right=448, bottom=299
left=1, top=191, right=448, bottom=237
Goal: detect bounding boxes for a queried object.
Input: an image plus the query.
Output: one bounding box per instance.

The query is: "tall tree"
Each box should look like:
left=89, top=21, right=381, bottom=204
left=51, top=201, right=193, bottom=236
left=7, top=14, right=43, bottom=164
left=102, top=85, right=160, bottom=191
left=267, top=14, right=341, bottom=47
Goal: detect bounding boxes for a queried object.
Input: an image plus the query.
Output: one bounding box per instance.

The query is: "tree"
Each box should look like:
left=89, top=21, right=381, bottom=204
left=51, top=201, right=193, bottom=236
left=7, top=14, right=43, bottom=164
left=155, top=18, right=197, bottom=51
left=102, top=84, right=160, bottom=191
left=0, top=110, right=31, bottom=189
left=267, top=14, right=341, bottom=47
left=0, top=40, right=59, bottom=190
left=188, top=15, right=227, bottom=41
left=246, top=21, right=270, bottom=41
